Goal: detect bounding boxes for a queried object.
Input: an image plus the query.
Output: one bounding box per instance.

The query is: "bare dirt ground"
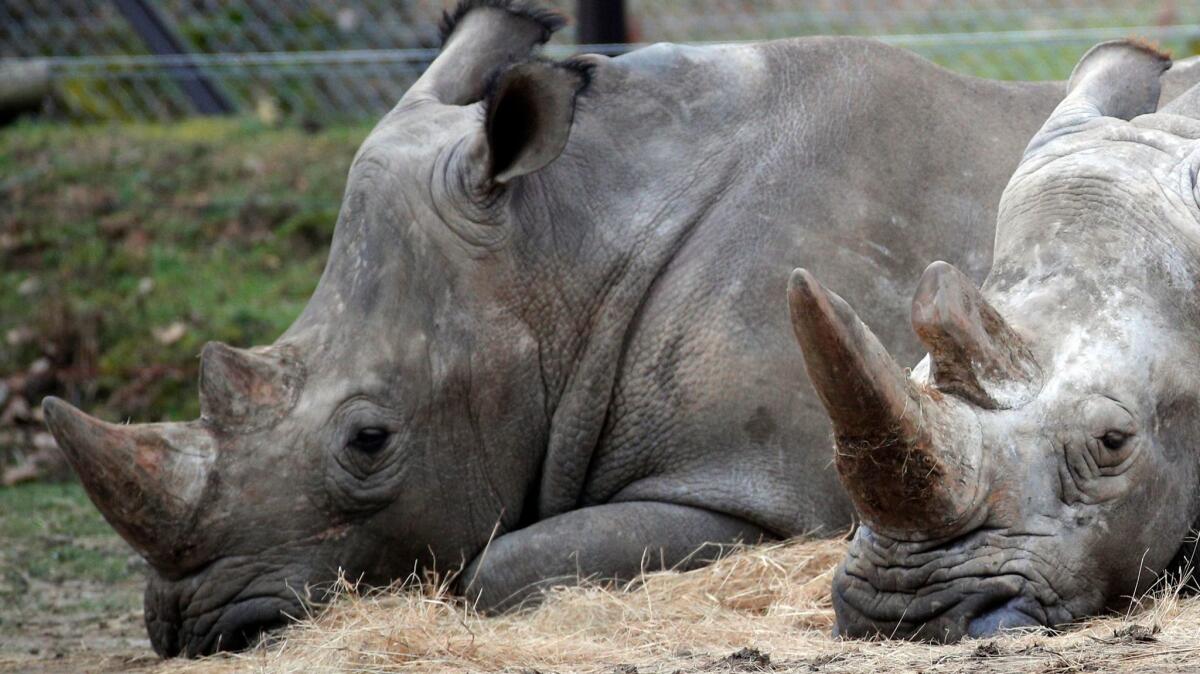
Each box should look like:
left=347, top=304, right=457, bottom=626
left=1, top=580, right=153, bottom=674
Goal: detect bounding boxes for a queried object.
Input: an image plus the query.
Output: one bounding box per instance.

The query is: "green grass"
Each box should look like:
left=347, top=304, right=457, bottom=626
left=0, top=482, right=132, bottom=585
left=0, top=117, right=370, bottom=422
left=0, top=482, right=148, bottom=659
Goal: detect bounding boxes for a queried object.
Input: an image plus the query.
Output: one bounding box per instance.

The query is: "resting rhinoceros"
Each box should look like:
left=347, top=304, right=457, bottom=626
left=789, top=40, right=1200, bottom=642
left=37, top=0, right=1197, bottom=657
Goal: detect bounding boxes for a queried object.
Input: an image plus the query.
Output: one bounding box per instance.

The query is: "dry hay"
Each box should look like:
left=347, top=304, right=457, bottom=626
left=161, top=538, right=1200, bottom=674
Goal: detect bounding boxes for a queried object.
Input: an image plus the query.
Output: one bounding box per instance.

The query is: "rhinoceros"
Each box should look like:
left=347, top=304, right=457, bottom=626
left=37, top=0, right=1199, bottom=657
left=789, top=40, right=1200, bottom=642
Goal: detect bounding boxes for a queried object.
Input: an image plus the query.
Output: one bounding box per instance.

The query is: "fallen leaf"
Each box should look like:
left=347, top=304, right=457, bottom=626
left=152, top=322, right=187, bottom=346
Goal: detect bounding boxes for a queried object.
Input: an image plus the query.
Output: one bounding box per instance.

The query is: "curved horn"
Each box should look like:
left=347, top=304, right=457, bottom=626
left=42, top=397, right=215, bottom=569
left=788, top=269, right=984, bottom=538
left=403, top=1, right=566, bottom=106
left=199, top=342, right=302, bottom=432
left=911, top=261, right=1041, bottom=409
left=1026, top=40, right=1170, bottom=155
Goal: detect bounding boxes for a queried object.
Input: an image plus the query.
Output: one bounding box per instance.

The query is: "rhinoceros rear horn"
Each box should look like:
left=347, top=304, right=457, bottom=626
left=42, top=397, right=215, bottom=569
left=1027, top=40, right=1170, bottom=154
left=911, top=261, right=1041, bottom=409
left=405, top=0, right=566, bottom=106
left=199, top=342, right=303, bottom=432
left=788, top=269, right=984, bottom=539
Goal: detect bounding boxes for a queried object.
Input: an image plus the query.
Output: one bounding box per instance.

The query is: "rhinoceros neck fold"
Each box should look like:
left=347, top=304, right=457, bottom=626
left=514, top=157, right=746, bottom=519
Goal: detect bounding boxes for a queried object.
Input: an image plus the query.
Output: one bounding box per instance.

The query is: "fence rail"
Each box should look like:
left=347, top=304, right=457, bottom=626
left=4, top=1, right=1199, bottom=123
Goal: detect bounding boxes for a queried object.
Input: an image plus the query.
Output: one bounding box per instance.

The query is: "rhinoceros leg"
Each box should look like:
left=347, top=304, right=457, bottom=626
left=460, top=502, right=767, bottom=612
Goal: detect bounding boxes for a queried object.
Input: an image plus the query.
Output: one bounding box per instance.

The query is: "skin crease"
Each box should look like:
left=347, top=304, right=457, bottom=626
left=818, top=43, right=1200, bottom=642
left=38, top=2, right=1200, bottom=657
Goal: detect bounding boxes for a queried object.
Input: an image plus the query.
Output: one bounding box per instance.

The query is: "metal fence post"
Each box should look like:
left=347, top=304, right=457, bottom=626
left=576, top=0, right=627, bottom=45
left=112, top=0, right=234, bottom=115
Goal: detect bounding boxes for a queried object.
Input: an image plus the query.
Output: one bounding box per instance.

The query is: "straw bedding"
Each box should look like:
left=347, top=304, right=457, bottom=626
left=163, top=538, right=1200, bottom=673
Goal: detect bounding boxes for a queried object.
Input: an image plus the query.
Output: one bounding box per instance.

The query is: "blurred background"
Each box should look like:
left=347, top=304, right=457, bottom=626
left=2, top=0, right=1199, bottom=479
left=3, top=1, right=1200, bottom=123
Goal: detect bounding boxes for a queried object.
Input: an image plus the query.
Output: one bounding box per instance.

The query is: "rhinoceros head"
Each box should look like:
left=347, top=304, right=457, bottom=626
left=42, top=1, right=594, bottom=658
left=791, top=40, right=1200, bottom=641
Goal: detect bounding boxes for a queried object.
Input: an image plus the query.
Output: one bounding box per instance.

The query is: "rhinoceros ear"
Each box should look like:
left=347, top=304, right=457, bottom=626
left=199, top=342, right=303, bottom=432
left=404, top=0, right=566, bottom=106
left=1067, top=40, right=1170, bottom=118
left=1027, top=40, right=1170, bottom=154
left=480, top=58, right=591, bottom=185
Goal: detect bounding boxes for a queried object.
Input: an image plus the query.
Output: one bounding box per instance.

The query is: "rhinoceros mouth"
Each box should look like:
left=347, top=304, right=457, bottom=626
left=192, top=596, right=299, bottom=656
left=831, top=526, right=1073, bottom=642
left=147, top=591, right=303, bottom=658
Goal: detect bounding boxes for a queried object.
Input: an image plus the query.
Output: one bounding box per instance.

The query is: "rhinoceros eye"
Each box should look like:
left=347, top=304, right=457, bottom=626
left=348, top=427, right=391, bottom=454
left=1100, top=430, right=1130, bottom=452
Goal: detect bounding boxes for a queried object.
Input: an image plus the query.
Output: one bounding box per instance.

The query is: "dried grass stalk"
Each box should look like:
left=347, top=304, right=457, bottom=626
left=162, top=538, right=1200, bottom=673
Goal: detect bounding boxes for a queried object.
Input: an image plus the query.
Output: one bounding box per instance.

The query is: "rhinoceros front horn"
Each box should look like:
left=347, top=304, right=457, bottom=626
left=788, top=269, right=985, bottom=539
left=42, top=397, right=216, bottom=569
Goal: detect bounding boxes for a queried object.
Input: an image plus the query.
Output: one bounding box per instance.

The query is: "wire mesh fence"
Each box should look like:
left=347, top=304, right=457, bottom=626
left=2, top=0, right=1199, bottom=123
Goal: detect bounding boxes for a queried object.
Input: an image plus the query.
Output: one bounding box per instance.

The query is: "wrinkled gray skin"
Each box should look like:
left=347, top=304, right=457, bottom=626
left=790, top=41, right=1200, bottom=642
left=38, top=3, right=1200, bottom=657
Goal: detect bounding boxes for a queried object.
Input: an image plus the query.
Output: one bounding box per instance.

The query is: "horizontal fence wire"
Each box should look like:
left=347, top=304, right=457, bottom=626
left=2, top=1, right=1200, bottom=123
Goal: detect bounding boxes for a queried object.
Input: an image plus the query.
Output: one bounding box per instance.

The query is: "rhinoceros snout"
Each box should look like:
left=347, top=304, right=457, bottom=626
left=833, top=586, right=1051, bottom=643
left=193, top=598, right=296, bottom=656
left=146, top=592, right=299, bottom=658
left=966, top=596, right=1045, bottom=638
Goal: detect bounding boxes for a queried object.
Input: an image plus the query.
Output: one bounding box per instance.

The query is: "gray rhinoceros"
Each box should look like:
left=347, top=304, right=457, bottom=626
left=790, top=40, right=1200, bottom=642
left=37, top=0, right=1193, bottom=657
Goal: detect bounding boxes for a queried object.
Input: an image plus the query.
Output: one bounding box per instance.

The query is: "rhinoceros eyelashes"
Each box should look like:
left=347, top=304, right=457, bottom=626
left=1080, top=396, right=1137, bottom=463
left=910, top=261, right=1042, bottom=410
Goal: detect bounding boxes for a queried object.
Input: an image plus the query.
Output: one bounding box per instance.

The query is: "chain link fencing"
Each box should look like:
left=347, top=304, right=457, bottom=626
left=2, top=1, right=1199, bottom=123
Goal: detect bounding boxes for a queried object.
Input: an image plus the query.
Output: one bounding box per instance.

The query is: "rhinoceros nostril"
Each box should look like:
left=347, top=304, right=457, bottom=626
left=967, top=596, right=1044, bottom=638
